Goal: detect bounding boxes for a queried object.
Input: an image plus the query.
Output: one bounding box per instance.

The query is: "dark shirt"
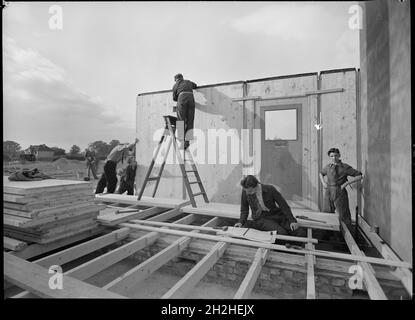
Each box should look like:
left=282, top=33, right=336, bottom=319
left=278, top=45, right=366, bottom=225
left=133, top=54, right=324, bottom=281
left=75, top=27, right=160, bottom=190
left=121, top=164, right=137, bottom=185
left=239, top=184, right=297, bottom=226
left=172, top=79, right=197, bottom=102
left=85, top=150, right=96, bottom=162
left=320, top=161, right=362, bottom=186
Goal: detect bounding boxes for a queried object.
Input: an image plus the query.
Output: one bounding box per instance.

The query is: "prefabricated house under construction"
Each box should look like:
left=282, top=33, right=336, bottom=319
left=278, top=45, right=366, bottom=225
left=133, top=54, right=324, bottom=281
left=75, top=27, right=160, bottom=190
left=4, top=0, right=412, bottom=300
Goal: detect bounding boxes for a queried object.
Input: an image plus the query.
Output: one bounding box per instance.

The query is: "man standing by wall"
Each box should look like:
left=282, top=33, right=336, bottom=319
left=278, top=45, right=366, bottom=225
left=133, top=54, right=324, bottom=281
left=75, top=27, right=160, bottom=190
left=95, top=138, right=139, bottom=194
left=319, top=148, right=363, bottom=229
left=172, top=73, right=197, bottom=149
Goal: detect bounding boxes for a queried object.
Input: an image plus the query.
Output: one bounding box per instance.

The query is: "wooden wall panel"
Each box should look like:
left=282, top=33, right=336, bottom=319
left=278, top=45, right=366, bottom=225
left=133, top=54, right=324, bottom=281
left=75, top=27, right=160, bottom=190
left=136, top=71, right=356, bottom=212
left=246, top=75, right=319, bottom=210
left=136, top=84, right=244, bottom=204
left=320, top=70, right=358, bottom=216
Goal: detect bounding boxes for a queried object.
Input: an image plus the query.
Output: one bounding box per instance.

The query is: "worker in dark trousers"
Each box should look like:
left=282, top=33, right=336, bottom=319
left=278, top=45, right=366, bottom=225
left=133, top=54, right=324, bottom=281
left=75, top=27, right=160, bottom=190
left=117, top=157, right=137, bottom=195
left=172, top=73, right=197, bottom=149
left=95, top=138, right=138, bottom=194
left=85, top=146, right=98, bottom=180
left=234, top=175, right=306, bottom=238
left=319, top=148, right=363, bottom=229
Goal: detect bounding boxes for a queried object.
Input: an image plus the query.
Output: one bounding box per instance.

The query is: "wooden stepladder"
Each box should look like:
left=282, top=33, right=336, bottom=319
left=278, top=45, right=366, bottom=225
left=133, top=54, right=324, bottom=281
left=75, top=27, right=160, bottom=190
left=137, top=115, right=209, bottom=207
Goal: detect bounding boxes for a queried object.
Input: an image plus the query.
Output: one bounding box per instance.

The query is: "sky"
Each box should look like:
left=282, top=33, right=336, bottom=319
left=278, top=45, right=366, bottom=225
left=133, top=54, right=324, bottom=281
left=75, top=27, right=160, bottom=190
left=3, top=1, right=359, bottom=152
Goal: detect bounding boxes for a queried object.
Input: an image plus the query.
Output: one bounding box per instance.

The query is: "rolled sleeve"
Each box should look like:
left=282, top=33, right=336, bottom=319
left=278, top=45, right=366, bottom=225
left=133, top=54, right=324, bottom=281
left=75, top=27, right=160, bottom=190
left=345, top=165, right=362, bottom=177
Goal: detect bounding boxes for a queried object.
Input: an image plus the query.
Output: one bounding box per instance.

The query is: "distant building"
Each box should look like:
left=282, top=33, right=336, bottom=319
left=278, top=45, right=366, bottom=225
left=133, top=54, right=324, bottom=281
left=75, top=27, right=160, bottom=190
left=24, top=144, right=54, bottom=160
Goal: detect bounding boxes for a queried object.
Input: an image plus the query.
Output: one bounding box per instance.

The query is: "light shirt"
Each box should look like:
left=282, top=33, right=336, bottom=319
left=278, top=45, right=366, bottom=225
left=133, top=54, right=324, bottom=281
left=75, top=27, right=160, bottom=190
left=106, top=144, right=132, bottom=163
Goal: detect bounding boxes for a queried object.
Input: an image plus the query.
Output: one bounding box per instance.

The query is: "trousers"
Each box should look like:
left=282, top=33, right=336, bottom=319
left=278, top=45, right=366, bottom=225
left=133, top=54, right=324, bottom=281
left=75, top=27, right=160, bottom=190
left=243, top=216, right=306, bottom=237
left=95, top=160, right=117, bottom=193
left=323, top=186, right=352, bottom=228
left=176, top=93, right=195, bottom=142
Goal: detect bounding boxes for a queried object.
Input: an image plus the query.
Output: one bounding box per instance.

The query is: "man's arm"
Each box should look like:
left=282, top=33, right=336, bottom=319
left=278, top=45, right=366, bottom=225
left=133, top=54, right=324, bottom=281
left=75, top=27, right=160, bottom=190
left=341, top=165, right=363, bottom=189
left=191, top=81, right=197, bottom=89
left=126, top=138, right=139, bottom=151
left=172, top=83, right=178, bottom=102
left=272, top=187, right=296, bottom=224
left=237, top=191, right=249, bottom=226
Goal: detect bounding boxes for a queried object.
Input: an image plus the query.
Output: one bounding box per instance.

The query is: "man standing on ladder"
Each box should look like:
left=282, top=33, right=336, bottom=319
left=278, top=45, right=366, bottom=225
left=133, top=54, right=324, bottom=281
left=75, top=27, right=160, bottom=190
left=172, top=73, right=197, bottom=149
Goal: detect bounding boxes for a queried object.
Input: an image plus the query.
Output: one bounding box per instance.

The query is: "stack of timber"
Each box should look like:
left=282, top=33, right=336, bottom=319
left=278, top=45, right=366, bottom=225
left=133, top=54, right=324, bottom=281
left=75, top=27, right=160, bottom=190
left=3, top=177, right=103, bottom=244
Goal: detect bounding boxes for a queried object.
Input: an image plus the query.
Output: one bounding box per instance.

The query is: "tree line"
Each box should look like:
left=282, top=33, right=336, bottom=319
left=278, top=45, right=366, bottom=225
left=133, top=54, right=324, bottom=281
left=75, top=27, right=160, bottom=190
left=3, top=140, right=122, bottom=161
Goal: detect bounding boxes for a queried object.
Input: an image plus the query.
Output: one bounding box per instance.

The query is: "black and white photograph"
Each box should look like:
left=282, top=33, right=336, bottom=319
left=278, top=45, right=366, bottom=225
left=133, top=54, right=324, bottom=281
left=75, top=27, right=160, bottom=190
left=3, top=0, right=412, bottom=306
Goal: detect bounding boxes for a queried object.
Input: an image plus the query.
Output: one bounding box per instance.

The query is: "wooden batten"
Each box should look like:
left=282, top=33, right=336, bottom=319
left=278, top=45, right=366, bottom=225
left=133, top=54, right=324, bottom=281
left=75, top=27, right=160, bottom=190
left=4, top=253, right=126, bottom=299
left=105, top=217, right=220, bottom=295
left=340, top=221, right=387, bottom=300
left=357, top=216, right=413, bottom=296
left=119, top=223, right=411, bottom=268
left=161, top=241, right=229, bottom=299
left=234, top=247, right=269, bottom=299
left=306, top=228, right=316, bottom=299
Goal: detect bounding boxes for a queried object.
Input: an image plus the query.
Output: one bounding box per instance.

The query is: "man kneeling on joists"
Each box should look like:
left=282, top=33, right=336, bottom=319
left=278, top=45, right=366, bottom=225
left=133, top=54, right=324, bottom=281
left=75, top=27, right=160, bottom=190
left=235, top=175, right=306, bottom=239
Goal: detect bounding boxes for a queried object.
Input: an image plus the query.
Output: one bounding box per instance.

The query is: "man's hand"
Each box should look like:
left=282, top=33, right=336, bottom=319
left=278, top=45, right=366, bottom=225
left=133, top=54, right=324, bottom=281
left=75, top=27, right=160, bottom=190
left=134, top=138, right=139, bottom=144
left=322, top=181, right=328, bottom=189
left=290, top=222, right=299, bottom=231
left=234, top=222, right=242, bottom=228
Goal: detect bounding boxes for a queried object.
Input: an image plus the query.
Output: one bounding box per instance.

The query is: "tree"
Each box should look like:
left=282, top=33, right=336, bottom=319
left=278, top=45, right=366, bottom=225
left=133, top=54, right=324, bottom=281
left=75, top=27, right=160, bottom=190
left=51, top=146, right=66, bottom=156
left=108, top=139, right=120, bottom=151
left=3, top=140, right=21, bottom=160
left=89, top=140, right=111, bottom=158
left=69, top=145, right=81, bottom=154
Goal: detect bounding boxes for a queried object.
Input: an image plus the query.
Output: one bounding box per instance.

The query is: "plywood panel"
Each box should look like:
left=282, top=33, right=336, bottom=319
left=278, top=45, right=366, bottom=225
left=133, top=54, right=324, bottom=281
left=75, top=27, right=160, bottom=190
left=137, top=84, right=244, bottom=205
left=247, top=75, right=318, bottom=209
left=320, top=70, right=358, bottom=216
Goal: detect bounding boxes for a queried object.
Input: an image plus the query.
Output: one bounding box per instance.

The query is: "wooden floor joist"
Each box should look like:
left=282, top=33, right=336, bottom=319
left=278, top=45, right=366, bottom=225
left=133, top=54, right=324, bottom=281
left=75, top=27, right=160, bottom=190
left=127, top=219, right=318, bottom=244
left=340, top=221, right=387, bottom=300
left=104, top=217, right=221, bottom=294
left=306, top=228, right=316, bottom=299
left=234, top=248, right=269, bottom=299
left=4, top=252, right=126, bottom=299
left=12, top=214, right=196, bottom=299
left=98, top=206, right=166, bottom=226
left=161, top=241, right=229, bottom=299
left=357, top=216, right=413, bottom=296
left=119, top=222, right=411, bottom=268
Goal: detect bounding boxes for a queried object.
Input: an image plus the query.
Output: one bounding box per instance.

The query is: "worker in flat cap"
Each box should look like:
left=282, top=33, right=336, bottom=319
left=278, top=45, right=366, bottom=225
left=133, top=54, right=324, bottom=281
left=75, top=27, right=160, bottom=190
left=172, top=73, right=197, bottom=149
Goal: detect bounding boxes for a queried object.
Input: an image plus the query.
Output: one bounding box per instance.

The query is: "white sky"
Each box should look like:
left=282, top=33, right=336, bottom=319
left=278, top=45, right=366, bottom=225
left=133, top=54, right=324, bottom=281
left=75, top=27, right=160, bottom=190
left=3, top=1, right=359, bottom=152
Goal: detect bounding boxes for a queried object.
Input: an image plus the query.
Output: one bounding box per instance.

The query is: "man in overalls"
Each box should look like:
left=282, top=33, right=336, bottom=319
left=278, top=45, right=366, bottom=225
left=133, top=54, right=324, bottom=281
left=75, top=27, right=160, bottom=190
left=319, top=148, right=363, bottom=229
left=172, top=73, right=197, bottom=149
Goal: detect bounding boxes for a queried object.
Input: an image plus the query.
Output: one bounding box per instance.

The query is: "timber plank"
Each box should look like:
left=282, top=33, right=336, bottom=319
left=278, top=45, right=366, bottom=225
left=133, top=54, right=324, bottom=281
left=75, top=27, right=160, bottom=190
left=4, top=237, right=27, bottom=251
left=104, top=217, right=220, bottom=294
left=340, top=221, right=387, bottom=300
left=234, top=247, right=269, bottom=299
left=357, top=215, right=412, bottom=296
left=161, top=241, right=229, bottom=299
left=95, top=193, right=188, bottom=208
left=4, top=252, right=126, bottom=298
